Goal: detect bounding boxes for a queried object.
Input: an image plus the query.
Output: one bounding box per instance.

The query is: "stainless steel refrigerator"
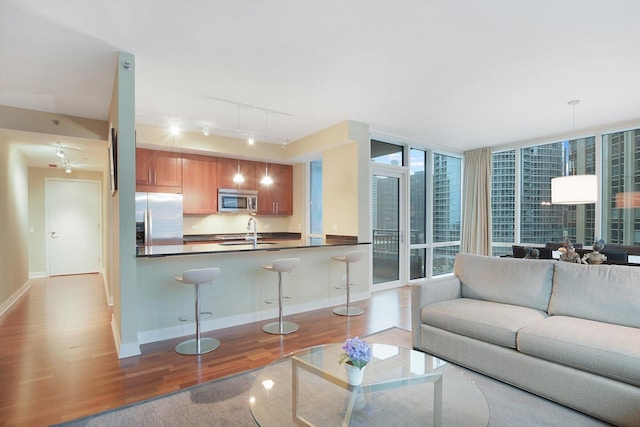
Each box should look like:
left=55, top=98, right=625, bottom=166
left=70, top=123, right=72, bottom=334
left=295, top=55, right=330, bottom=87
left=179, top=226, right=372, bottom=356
left=135, top=192, right=184, bottom=246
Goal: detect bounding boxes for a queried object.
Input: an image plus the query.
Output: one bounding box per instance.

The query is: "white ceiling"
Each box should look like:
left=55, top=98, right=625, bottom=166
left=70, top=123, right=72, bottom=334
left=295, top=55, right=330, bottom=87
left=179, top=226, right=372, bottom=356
left=2, top=0, right=640, bottom=171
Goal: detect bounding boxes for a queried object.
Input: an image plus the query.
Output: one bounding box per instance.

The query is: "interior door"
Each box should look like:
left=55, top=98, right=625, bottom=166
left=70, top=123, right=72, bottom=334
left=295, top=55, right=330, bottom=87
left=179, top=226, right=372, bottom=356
left=371, top=167, right=407, bottom=289
left=46, top=179, right=101, bottom=276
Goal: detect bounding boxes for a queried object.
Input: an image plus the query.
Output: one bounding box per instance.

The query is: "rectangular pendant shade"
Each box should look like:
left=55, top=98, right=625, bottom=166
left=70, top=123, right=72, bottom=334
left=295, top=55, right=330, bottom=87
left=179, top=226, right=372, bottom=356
left=551, top=175, right=597, bottom=204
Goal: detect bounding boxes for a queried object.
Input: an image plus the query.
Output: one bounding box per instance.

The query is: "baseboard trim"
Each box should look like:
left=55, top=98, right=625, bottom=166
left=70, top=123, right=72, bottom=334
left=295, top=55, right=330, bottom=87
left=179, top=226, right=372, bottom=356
left=28, top=271, right=46, bottom=279
left=102, top=275, right=114, bottom=306
left=0, top=281, right=31, bottom=318
left=111, top=314, right=142, bottom=359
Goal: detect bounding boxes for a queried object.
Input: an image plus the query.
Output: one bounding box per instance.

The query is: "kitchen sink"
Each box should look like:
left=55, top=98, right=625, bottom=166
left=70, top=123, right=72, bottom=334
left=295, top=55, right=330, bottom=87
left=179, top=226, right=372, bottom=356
left=219, top=241, right=275, bottom=246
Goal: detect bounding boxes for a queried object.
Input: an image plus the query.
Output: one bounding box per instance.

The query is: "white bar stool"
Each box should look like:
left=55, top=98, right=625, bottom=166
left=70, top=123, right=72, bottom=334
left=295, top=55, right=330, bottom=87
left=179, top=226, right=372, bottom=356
left=261, top=258, right=301, bottom=334
left=331, top=250, right=365, bottom=316
left=174, top=267, right=221, bottom=355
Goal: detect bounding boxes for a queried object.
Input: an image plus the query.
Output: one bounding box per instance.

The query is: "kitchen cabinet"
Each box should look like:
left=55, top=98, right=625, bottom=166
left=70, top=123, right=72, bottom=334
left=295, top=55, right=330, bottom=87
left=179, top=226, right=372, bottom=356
left=217, top=157, right=256, bottom=191
left=182, top=154, right=217, bottom=214
left=136, top=148, right=182, bottom=193
left=256, top=162, right=293, bottom=215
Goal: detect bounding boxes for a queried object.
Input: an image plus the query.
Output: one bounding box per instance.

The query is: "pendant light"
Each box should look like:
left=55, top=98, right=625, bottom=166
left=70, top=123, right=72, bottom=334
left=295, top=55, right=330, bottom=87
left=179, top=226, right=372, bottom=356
left=260, top=112, right=273, bottom=185
left=232, top=105, right=244, bottom=184
left=233, top=163, right=244, bottom=184
left=551, top=100, right=597, bottom=204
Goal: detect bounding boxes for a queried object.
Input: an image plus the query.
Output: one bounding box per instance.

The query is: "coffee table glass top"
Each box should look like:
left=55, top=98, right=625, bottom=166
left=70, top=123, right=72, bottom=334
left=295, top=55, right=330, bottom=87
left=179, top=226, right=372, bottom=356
left=249, top=343, right=489, bottom=426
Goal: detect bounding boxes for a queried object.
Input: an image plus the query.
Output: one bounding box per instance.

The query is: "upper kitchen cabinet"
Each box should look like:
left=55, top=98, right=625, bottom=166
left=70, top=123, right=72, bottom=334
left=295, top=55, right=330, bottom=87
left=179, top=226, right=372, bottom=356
left=136, top=148, right=182, bottom=193
left=256, top=162, right=293, bottom=215
left=217, top=157, right=256, bottom=191
left=182, top=154, right=217, bottom=214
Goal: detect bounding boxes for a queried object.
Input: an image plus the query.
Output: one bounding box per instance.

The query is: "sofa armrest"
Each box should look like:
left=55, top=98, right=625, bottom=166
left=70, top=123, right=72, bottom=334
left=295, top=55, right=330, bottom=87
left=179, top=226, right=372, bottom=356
left=411, top=274, right=462, bottom=350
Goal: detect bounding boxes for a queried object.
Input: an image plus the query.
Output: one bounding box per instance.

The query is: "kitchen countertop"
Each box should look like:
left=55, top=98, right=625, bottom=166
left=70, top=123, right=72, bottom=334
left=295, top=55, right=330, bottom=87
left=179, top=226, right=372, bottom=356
left=137, top=235, right=367, bottom=258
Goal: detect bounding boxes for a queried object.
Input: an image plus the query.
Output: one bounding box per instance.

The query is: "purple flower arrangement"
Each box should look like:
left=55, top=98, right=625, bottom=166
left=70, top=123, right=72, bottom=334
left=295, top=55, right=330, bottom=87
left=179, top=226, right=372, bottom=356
left=338, top=337, right=372, bottom=369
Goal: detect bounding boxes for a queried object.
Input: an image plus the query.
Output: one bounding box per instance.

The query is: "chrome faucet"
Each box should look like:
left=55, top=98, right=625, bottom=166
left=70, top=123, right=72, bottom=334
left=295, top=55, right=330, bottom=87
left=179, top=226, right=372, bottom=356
left=246, top=216, right=258, bottom=248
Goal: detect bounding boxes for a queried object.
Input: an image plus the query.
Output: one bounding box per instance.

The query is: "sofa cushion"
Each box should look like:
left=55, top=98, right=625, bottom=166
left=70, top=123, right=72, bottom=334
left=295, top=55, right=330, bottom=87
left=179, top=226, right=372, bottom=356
left=454, top=253, right=555, bottom=312
left=549, top=262, right=640, bottom=328
left=422, top=298, right=548, bottom=349
left=518, top=316, right=640, bottom=387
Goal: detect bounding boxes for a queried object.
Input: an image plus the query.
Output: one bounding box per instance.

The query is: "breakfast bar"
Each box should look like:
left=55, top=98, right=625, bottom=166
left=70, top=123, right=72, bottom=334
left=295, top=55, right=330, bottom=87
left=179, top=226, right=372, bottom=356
left=134, top=237, right=371, bottom=345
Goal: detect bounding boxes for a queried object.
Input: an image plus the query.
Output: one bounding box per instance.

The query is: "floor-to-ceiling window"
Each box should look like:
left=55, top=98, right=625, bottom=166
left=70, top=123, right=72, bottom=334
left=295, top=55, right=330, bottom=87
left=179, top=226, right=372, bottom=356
left=409, top=148, right=427, bottom=279
left=492, top=135, right=599, bottom=252
left=432, top=153, right=461, bottom=276
left=603, top=128, right=640, bottom=245
left=370, top=139, right=461, bottom=280
left=491, top=150, right=516, bottom=256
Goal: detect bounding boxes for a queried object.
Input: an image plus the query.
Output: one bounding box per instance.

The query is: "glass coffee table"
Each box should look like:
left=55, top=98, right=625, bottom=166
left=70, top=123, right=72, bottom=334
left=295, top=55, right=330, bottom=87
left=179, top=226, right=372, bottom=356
left=249, top=343, right=489, bottom=426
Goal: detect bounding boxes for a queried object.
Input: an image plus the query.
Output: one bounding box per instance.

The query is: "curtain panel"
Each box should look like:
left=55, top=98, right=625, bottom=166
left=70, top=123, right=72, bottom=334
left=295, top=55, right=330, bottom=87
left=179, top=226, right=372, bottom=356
left=461, top=147, right=492, bottom=255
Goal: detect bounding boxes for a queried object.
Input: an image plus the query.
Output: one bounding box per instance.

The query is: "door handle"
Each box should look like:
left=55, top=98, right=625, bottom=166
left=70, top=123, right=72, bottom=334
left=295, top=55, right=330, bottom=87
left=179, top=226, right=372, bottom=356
left=50, top=230, right=59, bottom=239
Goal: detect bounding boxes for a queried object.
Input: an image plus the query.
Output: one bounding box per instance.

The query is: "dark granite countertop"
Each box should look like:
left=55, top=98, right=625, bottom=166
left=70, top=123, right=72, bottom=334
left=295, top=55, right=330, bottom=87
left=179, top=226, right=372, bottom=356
left=137, top=235, right=366, bottom=257
left=183, top=232, right=302, bottom=243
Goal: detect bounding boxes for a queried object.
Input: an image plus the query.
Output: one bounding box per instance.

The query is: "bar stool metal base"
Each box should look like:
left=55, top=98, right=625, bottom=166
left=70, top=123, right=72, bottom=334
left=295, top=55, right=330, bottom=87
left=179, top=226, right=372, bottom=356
left=175, top=337, right=221, bottom=355
left=263, top=321, right=299, bottom=335
left=333, top=306, right=364, bottom=316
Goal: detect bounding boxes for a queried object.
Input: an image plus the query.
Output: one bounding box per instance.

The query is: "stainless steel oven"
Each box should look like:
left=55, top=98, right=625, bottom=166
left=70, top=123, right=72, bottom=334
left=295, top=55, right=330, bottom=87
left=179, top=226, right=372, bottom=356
left=218, top=188, right=258, bottom=213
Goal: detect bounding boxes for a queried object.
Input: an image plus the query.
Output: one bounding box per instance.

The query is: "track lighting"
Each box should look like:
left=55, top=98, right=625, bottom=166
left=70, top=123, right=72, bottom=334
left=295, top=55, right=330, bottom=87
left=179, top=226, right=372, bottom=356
left=55, top=142, right=72, bottom=173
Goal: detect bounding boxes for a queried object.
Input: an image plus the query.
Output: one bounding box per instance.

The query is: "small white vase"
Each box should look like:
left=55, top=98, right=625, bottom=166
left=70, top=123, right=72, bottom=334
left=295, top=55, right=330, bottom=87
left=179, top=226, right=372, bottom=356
left=344, top=363, right=366, bottom=386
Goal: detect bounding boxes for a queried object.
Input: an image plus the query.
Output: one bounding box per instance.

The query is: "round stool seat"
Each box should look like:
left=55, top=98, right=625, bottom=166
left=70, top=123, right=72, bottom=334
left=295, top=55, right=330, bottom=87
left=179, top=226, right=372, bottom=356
left=261, top=258, right=300, bottom=335
left=261, top=258, right=300, bottom=273
left=331, top=251, right=365, bottom=317
left=174, top=267, right=221, bottom=355
left=175, top=267, right=221, bottom=285
left=331, top=250, right=365, bottom=264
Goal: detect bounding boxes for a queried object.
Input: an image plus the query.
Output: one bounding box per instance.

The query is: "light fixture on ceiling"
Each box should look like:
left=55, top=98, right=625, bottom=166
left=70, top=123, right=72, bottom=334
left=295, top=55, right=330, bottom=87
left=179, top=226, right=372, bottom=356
left=550, top=99, right=596, bottom=243
left=551, top=99, right=596, bottom=204
left=551, top=175, right=597, bottom=204
left=232, top=105, right=244, bottom=184
left=247, top=135, right=255, bottom=145
left=170, top=124, right=181, bottom=136
left=260, top=165, right=273, bottom=185
left=260, top=113, right=273, bottom=185
left=55, top=142, right=72, bottom=173
left=202, top=126, right=210, bottom=136
left=56, top=143, right=65, bottom=158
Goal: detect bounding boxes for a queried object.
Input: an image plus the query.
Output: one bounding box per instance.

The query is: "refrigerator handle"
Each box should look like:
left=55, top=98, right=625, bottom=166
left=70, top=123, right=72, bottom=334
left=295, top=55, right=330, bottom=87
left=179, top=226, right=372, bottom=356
left=145, top=209, right=152, bottom=246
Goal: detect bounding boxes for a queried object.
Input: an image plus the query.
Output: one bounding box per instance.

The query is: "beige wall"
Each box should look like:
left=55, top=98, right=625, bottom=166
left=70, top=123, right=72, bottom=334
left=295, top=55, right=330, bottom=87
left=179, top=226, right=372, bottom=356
left=0, top=133, right=30, bottom=314
left=323, top=142, right=359, bottom=236
left=27, top=168, right=103, bottom=275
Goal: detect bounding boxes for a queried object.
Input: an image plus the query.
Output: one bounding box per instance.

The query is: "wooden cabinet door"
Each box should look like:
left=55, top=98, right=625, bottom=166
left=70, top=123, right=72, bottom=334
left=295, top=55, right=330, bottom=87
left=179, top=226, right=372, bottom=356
left=183, top=154, right=217, bottom=214
left=135, top=148, right=154, bottom=185
left=153, top=151, right=182, bottom=188
left=256, top=163, right=293, bottom=215
left=217, top=158, right=256, bottom=190
left=136, top=148, right=182, bottom=193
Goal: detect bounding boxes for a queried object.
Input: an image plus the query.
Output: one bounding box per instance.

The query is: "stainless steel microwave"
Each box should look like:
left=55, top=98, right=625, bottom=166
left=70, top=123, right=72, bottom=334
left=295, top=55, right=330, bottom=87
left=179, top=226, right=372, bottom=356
left=218, top=188, right=258, bottom=213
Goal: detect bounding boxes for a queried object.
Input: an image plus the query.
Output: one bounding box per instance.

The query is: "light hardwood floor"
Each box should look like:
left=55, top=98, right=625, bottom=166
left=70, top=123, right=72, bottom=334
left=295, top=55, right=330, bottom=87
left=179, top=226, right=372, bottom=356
left=0, top=273, right=411, bottom=426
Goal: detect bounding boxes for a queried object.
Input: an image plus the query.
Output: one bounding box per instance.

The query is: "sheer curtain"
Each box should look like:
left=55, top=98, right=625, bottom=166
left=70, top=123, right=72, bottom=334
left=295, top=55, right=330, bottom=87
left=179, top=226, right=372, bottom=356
left=461, top=147, right=492, bottom=255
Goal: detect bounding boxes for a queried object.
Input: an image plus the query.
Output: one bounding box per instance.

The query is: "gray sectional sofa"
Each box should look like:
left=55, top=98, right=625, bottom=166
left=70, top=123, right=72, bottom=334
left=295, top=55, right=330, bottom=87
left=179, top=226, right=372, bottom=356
left=411, top=253, right=640, bottom=426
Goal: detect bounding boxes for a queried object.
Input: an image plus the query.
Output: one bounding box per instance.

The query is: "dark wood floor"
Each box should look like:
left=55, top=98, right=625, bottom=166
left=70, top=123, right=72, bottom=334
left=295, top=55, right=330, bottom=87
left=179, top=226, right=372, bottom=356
left=0, top=273, right=411, bottom=426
